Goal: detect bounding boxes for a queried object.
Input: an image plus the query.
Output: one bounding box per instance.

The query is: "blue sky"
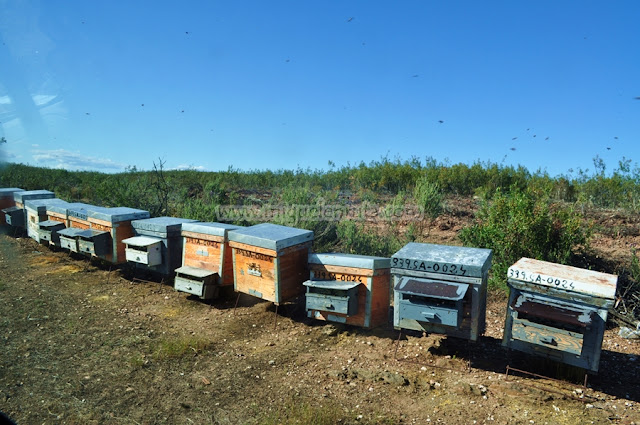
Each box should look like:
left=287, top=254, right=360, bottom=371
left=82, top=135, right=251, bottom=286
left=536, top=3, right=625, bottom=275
left=0, top=1, right=638, bottom=176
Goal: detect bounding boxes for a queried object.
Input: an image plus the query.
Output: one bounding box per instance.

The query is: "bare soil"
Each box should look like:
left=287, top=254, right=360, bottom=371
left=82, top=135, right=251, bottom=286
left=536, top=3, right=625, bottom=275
left=1, top=203, right=639, bottom=425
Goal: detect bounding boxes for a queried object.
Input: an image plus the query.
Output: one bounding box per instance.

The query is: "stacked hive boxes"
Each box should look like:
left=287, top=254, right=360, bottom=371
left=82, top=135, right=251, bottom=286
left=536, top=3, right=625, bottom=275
left=85, top=207, right=150, bottom=264
left=24, top=198, right=68, bottom=243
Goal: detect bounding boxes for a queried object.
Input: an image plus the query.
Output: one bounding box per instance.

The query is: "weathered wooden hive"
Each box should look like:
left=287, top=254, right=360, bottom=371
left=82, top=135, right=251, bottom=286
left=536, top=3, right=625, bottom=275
left=502, top=257, right=618, bottom=372
left=123, top=217, right=198, bottom=276
left=85, top=206, right=150, bottom=264
left=304, top=253, right=391, bottom=328
left=3, top=190, right=54, bottom=229
left=0, top=188, right=23, bottom=225
left=24, top=198, right=68, bottom=243
left=392, top=242, right=493, bottom=341
left=228, top=223, right=314, bottom=304
left=174, top=222, right=244, bottom=300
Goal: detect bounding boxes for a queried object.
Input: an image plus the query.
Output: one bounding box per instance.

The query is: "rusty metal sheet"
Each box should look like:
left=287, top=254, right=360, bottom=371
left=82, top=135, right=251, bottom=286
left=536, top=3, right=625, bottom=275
left=511, top=292, right=595, bottom=328
left=395, top=277, right=468, bottom=301
left=508, top=257, right=617, bottom=300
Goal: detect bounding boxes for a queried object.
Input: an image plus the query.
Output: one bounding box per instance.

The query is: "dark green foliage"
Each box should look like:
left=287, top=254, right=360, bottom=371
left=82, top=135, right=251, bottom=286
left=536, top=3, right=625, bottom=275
left=459, top=187, right=591, bottom=290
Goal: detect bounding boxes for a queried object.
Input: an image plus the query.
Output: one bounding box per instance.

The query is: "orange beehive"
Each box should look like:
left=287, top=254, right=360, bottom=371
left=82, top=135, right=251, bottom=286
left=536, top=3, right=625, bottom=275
left=228, top=223, right=313, bottom=304
left=174, top=222, right=244, bottom=299
left=304, top=253, right=391, bottom=329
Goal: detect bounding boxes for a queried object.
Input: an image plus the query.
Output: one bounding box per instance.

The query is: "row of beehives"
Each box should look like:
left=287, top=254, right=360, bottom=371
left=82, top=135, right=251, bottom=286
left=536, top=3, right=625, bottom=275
left=0, top=188, right=618, bottom=373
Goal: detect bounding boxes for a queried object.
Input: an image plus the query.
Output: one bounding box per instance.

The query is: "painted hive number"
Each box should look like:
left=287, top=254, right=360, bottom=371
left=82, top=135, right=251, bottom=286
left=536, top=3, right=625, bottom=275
left=508, top=268, right=575, bottom=290
left=392, top=257, right=468, bottom=276
left=314, top=271, right=363, bottom=283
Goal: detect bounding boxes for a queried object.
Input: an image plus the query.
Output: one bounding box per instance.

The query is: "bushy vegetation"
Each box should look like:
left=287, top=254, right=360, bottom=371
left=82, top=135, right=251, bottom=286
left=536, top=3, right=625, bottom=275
left=3, top=154, right=639, bottom=291
left=459, top=187, right=592, bottom=290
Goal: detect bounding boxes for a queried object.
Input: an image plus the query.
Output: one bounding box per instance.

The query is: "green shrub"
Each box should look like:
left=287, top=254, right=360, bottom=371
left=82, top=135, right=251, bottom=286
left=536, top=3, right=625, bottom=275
left=459, top=187, right=591, bottom=290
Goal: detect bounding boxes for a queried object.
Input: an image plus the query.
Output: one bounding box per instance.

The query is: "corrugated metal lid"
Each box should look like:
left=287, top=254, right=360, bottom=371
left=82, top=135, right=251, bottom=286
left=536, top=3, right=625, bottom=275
left=131, top=216, right=198, bottom=233
left=508, top=257, right=618, bottom=300
left=181, top=222, right=244, bottom=238
left=303, top=280, right=359, bottom=291
left=228, top=223, right=313, bottom=251
left=395, top=276, right=469, bottom=301
left=392, top=242, right=493, bottom=278
left=14, top=190, right=55, bottom=202
left=87, top=206, right=150, bottom=223
left=309, top=253, right=390, bottom=270
left=0, top=188, right=24, bottom=198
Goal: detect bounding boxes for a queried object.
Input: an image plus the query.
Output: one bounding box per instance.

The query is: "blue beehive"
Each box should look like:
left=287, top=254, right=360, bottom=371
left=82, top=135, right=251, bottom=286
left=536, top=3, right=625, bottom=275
left=392, top=242, right=492, bottom=341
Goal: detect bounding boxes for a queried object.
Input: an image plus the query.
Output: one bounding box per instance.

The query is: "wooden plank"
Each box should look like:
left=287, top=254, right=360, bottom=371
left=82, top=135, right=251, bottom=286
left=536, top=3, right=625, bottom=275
left=276, top=244, right=310, bottom=302
left=229, top=241, right=277, bottom=257
left=182, top=231, right=225, bottom=243
left=233, top=247, right=277, bottom=302
left=310, top=264, right=375, bottom=278
left=511, top=318, right=584, bottom=356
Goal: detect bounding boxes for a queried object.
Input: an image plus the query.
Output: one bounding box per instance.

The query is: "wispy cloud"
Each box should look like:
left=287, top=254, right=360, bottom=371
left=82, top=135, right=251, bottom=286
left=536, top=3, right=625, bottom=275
left=173, top=164, right=207, bottom=171
left=31, top=149, right=125, bottom=172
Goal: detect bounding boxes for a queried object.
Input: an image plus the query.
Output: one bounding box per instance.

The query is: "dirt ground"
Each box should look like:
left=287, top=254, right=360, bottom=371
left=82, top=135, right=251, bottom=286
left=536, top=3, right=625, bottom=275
left=1, top=205, right=640, bottom=425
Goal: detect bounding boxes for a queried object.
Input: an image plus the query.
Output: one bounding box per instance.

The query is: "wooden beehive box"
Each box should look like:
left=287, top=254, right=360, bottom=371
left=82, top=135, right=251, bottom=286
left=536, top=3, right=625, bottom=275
left=391, top=243, right=493, bottom=341
left=502, top=257, right=618, bottom=372
left=174, top=222, right=244, bottom=299
left=24, top=198, right=68, bottom=243
left=304, top=253, right=391, bottom=328
left=0, top=188, right=23, bottom=225
left=123, top=217, right=198, bottom=276
left=86, top=206, right=150, bottom=264
left=4, top=190, right=55, bottom=229
left=228, top=223, right=314, bottom=304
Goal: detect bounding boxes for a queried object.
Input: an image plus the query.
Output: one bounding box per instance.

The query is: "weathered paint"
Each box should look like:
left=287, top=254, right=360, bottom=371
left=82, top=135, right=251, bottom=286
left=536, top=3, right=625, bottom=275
left=507, top=257, right=617, bottom=301
left=502, top=257, right=617, bottom=372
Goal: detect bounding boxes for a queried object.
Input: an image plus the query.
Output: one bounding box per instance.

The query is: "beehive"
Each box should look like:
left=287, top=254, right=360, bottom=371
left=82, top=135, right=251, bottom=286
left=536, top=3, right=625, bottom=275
left=38, top=220, right=66, bottom=245
left=502, top=258, right=618, bottom=372
left=4, top=190, right=55, bottom=229
left=46, top=202, right=91, bottom=228
left=228, top=223, right=313, bottom=304
left=85, top=207, right=150, bottom=264
left=0, top=188, right=23, bottom=225
left=57, top=227, right=87, bottom=252
left=391, top=243, right=493, bottom=341
left=304, top=253, right=391, bottom=328
left=123, top=217, right=198, bottom=276
left=24, top=198, right=68, bottom=242
left=174, top=222, right=244, bottom=299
